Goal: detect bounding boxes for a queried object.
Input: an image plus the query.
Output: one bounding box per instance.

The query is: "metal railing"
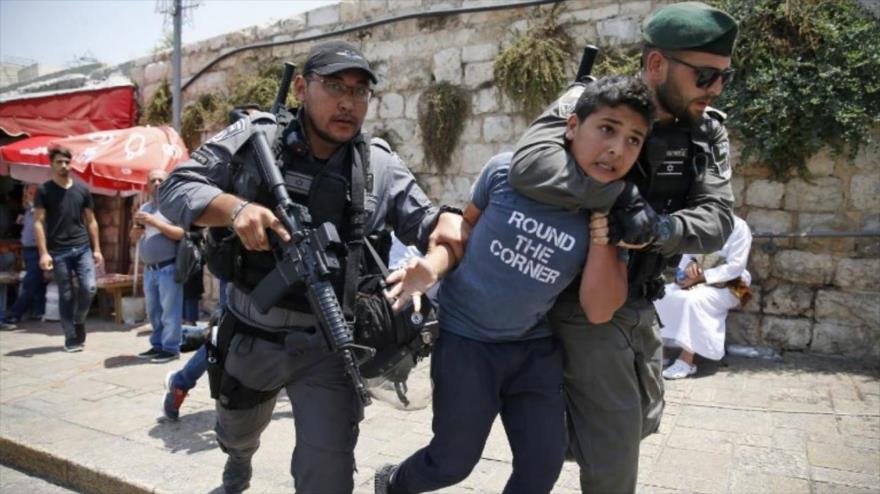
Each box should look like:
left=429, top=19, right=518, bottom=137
left=752, top=230, right=880, bottom=253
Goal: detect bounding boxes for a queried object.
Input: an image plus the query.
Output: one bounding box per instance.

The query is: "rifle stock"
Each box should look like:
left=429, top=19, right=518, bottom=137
left=271, top=62, right=296, bottom=115
left=575, top=45, right=600, bottom=84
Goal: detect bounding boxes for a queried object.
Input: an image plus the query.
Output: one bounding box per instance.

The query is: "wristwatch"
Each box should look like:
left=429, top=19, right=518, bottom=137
left=438, top=205, right=464, bottom=216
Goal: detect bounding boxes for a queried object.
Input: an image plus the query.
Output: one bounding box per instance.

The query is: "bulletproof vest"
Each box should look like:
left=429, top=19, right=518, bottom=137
left=625, top=122, right=711, bottom=300
left=231, top=119, right=368, bottom=312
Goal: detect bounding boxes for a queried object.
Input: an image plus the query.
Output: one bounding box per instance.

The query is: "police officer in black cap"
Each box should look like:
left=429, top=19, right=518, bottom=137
left=159, top=40, right=466, bottom=493
left=507, top=2, right=738, bottom=492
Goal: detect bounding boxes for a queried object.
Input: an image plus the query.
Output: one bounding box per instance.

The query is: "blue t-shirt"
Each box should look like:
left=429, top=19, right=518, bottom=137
left=439, top=152, right=590, bottom=342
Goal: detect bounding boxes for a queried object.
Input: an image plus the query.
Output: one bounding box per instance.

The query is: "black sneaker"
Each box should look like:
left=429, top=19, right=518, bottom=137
left=64, top=340, right=84, bottom=353
left=138, top=348, right=161, bottom=359
left=223, top=455, right=252, bottom=494
left=151, top=351, right=180, bottom=363
left=375, top=464, right=397, bottom=494
left=74, top=323, right=86, bottom=344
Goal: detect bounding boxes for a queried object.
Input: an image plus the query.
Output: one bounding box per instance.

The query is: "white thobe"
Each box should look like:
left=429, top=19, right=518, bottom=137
left=654, top=216, right=752, bottom=360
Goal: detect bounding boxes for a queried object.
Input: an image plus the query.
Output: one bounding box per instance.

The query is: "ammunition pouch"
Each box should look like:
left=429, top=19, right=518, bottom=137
left=204, top=227, right=240, bottom=283
left=206, top=311, right=283, bottom=410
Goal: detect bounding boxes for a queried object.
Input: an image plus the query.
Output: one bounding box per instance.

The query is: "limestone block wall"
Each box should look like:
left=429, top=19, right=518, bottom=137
left=116, top=0, right=879, bottom=358
left=727, top=138, right=880, bottom=360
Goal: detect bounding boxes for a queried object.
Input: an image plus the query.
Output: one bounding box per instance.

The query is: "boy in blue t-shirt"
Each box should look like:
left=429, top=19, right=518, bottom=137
left=377, top=75, right=655, bottom=494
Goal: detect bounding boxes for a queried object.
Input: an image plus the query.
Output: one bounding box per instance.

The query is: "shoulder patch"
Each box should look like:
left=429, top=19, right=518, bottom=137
left=370, top=137, right=392, bottom=154
left=556, top=84, right=586, bottom=116
left=208, top=119, right=248, bottom=144
left=190, top=148, right=213, bottom=165
left=711, top=139, right=732, bottom=180
left=705, top=106, right=726, bottom=123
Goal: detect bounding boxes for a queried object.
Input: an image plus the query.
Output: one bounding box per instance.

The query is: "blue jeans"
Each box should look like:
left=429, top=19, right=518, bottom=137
left=10, top=247, right=46, bottom=320
left=174, top=344, right=207, bottom=391
left=51, top=246, right=97, bottom=341
left=218, top=278, right=228, bottom=310
left=144, top=263, right=183, bottom=354
left=0, top=250, right=16, bottom=321
left=394, top=331, right=566, bottom=494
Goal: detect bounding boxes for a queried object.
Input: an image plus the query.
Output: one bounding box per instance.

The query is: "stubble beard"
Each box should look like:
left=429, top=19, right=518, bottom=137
left=303, top=107, right=357, bottom=150
left=656, top=80, right=703, bottom=128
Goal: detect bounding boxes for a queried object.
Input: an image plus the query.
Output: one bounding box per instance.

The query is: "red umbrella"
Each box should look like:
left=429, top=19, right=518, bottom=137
left=0, top=126, right=188, bottom=195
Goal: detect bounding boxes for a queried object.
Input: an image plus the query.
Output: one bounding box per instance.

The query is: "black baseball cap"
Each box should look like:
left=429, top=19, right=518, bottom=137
left=302, top=40, right=377, bottom=84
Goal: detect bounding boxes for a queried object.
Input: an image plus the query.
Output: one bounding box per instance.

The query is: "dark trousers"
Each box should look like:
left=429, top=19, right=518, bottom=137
left=394, top=331, right=566, bottom=494
left=9, top=247, right=46, bottom=319
left=51, top=246, right=96, bottom=341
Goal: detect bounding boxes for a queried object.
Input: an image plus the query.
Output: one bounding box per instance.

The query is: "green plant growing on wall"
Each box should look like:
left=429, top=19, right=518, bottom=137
left=180, top=93, right=227, bottom=151
left=418, top=82, right=469, bottom=171
left=494, top=4, right=572, bottom=117
left=227, top=61, right=300, bottom=111
left=140, top=79, right=172, bottom=126
left=174, top=60, right=303, bottom=150
left=713, top=0, right=880, bottom=178
left=592, top=47, right=641, bottom=78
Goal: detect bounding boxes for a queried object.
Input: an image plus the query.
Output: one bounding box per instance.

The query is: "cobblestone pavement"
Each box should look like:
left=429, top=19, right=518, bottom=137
left=1, top=319, right=878, bottom=493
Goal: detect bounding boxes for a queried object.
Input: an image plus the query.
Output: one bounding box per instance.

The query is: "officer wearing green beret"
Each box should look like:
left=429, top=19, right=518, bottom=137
left=507, top=2, right=738, bottom=492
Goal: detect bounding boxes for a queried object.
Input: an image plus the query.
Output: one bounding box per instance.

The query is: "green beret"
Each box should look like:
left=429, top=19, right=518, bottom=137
left=642, top=1, right=738, bottom=56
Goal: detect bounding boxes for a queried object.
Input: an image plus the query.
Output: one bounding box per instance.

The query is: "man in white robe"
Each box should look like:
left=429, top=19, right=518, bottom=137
left=655, top=215, right=752, bottom=379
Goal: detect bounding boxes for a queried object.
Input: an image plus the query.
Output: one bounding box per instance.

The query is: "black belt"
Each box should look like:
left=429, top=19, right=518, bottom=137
left=231, top=312, right=316, bottom=346
left=145, top=259, right=176, bottom=271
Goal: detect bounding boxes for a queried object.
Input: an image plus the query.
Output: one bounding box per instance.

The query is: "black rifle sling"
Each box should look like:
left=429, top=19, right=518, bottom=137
left=363, top=234, right=391, bottom=278
left=342, top=137, right=368, bottom=321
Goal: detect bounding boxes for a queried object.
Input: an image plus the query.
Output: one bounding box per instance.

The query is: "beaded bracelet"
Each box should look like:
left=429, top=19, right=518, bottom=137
left=229, top=201, right=252, bottom=226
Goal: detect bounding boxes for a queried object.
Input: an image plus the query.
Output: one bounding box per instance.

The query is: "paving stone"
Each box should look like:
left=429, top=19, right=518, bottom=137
left=666, top=426, right=735, bottom=454
left=772, top=428, right=809, bottom=452
left=728, top=470, right=811, bottom=494
left=647, top=447, right=731, bottom=492
left=773, top=413, right=841, bottom=435
left=808, top=441, right=880, bottom=475
left=734, top=444, right=810, bottom=478
left=813, top=480, right=880, bottom=494
left=677, top=405, right=774, bottom=436
left=811, top=466, right=880, bottom=490
left=0, top=464, right=77, bottom=494
left=838, top=416, right=880, bottom=438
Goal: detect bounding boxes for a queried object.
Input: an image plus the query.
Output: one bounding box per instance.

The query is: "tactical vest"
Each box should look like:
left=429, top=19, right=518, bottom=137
left=223, top=115, right=372, bottom=313
left=625, top=119, right=715, bottom=301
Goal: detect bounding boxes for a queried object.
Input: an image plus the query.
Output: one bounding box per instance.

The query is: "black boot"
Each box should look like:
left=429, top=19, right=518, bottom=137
left=222, top=455, right=252, bottom=493
left=74, top=323, right=86, bottom=345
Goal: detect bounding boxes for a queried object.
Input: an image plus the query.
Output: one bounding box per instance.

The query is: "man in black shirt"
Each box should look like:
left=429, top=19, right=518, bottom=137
left=34, top=146, right=103, bottom=352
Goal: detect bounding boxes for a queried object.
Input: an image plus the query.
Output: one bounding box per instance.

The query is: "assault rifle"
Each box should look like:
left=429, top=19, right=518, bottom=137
left=249, top=63, right=375, bottom=406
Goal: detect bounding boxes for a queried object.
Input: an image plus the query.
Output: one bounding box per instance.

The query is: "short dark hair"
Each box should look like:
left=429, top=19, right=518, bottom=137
left=572, top=75, right=655, bottom=127
left=48, top=146, right=72, bottom=162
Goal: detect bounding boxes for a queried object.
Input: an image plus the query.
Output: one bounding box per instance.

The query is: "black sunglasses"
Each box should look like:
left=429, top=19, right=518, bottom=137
left=664, top=53, right=735, bottom=89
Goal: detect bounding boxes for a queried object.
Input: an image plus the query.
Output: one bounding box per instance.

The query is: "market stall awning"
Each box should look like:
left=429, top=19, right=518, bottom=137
left=0, top=84, right=137, bottom=138
left=0, top=126, right=188, bottom=196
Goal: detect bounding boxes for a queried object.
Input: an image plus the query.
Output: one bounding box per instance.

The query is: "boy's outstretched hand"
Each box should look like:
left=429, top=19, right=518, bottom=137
left=383, top=258, right=438, bottom=313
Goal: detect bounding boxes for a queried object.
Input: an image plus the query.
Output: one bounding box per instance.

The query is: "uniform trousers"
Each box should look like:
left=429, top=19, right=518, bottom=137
left=215, top=324, right=362, bottom=493
left=549, top=293, right=664, bottom=494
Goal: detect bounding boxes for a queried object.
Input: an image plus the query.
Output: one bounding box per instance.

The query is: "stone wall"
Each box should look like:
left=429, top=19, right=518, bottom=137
left=118, top=0, right=879, bottom=358
left=727, top=139, right=880, bottom=360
